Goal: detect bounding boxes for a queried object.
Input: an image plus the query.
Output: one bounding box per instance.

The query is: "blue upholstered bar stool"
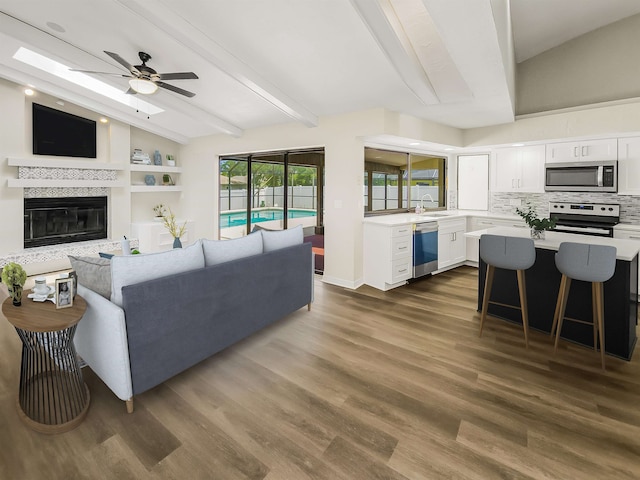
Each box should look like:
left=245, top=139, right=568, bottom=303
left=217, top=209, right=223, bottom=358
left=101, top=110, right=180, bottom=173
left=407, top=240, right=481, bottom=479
left=551, top=242, right=617, bottom=370
left=479, top=234, right=536, bottom=348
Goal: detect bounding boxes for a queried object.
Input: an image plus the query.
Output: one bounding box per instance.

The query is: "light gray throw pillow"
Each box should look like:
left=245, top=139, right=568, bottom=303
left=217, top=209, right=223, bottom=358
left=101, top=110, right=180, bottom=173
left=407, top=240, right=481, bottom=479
left=110, top=240, right=204, bottom=307
left=261, top=224, right=304, bottom=252
left=68, top=255, right=112, bottom=299
left=202, top=231, right=263, bottom=266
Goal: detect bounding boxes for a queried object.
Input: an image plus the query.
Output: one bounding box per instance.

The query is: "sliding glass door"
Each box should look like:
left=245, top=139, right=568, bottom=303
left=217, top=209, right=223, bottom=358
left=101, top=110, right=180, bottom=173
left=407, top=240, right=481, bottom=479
left=219, top=148, right=324, bottom=238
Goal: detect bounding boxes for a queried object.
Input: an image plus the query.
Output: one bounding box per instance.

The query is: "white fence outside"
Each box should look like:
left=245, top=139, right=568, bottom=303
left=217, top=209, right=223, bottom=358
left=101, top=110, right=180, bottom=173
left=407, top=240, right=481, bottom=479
left=368, top=185, right=440, bottom=210
left=220, top=185, right=317, bottom=211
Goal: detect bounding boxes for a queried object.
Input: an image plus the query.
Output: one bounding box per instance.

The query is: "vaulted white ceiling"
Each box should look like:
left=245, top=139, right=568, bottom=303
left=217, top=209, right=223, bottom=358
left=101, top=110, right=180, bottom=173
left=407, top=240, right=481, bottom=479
left=0, top=0, right=637, bottom=144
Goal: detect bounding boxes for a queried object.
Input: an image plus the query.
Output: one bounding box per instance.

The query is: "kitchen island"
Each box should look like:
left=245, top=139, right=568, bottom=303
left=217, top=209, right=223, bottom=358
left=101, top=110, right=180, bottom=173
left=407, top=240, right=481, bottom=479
left=466, top=227, right=639, bottom=360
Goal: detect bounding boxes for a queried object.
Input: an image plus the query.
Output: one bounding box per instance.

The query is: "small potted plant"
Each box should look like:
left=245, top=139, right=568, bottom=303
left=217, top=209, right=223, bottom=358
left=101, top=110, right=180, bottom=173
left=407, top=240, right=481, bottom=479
left=516, top=202, right=557, bottom=240
left=161, top=207, right=187, bottom=248
left=1, top=262, right=28, bottom=306
left=153, top=204, right=166, bottom=221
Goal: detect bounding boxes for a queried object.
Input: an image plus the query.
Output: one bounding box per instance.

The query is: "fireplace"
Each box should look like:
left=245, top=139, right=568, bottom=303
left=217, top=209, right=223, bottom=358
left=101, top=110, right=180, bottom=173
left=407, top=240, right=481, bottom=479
left=24, top=197, right=107, bottom=248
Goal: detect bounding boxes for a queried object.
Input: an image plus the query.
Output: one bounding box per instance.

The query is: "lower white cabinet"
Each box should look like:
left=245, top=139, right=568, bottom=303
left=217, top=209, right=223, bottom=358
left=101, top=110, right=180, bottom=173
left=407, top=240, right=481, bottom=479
left=437, top=218, right=466, bottom=270
left=363, top=223, right=413, bottom=291
left=131, top=220, right=195, bottom=253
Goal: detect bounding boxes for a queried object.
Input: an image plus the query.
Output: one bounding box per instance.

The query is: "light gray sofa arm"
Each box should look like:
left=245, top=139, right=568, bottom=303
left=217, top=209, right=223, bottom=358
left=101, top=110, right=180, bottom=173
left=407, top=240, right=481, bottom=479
left=74, top=284, right=133, bottom=403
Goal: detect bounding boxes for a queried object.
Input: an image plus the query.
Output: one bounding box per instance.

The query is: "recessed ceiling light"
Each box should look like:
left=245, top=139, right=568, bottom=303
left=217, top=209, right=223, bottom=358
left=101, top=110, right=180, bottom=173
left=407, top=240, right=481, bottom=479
left=99, top=117, right=109, bottom=124
left=512, top=143, right=525, bottom=147
left=24, top=88, right=34, bottom=96
left=409, top=142, right=420, bottom=146
left=13, top=47, right=163, bottom=115
left=46, top=21, right=66, bottom=33
left=444, top=148, right=454, bottom=151
left=56, top=100, right=65, bottom=106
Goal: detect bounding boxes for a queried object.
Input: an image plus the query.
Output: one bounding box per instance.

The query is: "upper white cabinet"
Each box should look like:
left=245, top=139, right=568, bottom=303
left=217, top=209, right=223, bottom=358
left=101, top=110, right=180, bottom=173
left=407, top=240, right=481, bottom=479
left=491, top=145, right=545, bottom=193
left=545, top=139, right=617, bottom=163
left=618, top=137, right=640, bottom=195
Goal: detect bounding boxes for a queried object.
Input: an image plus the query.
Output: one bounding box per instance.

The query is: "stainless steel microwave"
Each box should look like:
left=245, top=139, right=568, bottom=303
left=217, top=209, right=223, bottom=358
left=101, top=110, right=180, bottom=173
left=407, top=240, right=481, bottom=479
left=544, top=161, right=617, bottom=192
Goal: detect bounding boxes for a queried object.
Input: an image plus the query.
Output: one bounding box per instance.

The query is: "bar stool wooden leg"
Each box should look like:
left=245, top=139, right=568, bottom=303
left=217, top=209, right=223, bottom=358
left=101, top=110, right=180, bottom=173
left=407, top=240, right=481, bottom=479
left=516, top=269, right=529, bottom=348
left=595, top=282, right=606, bottom=370
left=554, top=276, right=572, bottom=353
left=479, top=265, right=495, bottom=338
left=551, top=274, right=567, bottom=338
left=591, top=282, right=598, bottom=351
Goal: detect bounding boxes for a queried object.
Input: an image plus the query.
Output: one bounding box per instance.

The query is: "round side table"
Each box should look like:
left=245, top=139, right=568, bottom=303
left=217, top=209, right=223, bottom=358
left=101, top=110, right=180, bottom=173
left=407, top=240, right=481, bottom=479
left=2, top=292, right=89, bottom=434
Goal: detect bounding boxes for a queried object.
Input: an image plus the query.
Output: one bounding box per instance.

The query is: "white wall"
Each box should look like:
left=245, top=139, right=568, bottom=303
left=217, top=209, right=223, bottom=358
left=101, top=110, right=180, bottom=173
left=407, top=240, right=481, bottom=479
left=179, top=109, right=462, bottom=288
left=0, top=79, right=27, bottom=254
left=517, top=13, right=640, bottom=115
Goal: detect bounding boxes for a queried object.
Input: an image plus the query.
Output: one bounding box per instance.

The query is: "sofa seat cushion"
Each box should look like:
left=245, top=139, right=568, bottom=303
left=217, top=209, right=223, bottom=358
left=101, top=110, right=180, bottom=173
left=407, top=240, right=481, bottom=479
left=68, top=255, right=112, bottom=299
left=110, top=240, right=205, bottom=307
left=261, top=224, right=303, bottom=252
left=202, top=231, right=263, bottom=266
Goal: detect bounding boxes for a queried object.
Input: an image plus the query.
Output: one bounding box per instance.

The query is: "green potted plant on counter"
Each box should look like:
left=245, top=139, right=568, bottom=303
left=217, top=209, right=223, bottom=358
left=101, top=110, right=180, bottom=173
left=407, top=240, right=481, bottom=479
left=516, top=202, right=557, bottom=240
left=1, top=262, right=27, bottom=306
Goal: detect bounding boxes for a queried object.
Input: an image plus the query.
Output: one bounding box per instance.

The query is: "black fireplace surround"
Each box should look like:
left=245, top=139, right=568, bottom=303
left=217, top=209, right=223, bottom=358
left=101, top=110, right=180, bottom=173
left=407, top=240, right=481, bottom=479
left=24, top=197, right=107, bottom=248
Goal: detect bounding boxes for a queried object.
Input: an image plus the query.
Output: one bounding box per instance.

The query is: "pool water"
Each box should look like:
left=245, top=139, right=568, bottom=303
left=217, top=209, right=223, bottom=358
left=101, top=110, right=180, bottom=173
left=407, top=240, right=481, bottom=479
left=220, top=209, right=316, bottom=228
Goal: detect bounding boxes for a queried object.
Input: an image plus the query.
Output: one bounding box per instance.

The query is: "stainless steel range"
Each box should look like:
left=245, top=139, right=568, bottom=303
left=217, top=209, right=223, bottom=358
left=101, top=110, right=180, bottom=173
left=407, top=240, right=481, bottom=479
left=549, top=202, right=619, bottom=237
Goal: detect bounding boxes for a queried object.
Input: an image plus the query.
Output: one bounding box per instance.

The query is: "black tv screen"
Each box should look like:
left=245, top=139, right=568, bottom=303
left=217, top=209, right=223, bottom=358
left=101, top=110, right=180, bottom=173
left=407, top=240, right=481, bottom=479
left=32, top=103, right=97, bottom=158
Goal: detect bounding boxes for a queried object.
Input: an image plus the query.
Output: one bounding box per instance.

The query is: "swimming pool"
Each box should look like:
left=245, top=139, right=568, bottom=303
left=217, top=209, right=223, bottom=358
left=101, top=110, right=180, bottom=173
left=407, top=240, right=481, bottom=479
left=220, top=209, right=317, bottom=229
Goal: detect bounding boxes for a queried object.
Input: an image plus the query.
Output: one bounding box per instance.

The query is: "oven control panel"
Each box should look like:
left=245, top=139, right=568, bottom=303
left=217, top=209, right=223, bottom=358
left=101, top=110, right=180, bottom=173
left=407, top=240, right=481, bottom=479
left=550, top=202, right=619, bottom=218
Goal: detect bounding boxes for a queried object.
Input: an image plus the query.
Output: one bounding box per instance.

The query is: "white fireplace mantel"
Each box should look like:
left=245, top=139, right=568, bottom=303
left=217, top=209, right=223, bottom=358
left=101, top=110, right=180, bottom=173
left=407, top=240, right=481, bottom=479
left=7, top=157, right=124, bottom=170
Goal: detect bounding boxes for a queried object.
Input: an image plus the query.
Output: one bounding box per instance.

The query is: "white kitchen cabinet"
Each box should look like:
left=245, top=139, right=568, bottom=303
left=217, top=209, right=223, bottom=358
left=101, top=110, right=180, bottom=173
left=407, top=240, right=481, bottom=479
left=363, top=223, right=413, bottom=290
left=617, top=137, right=640, bottom=195
left=545, top=138, right=617, bottom=163
left=131, top=220, right=195, bottom=253
left=437, top=218, right=466, bottom=271
left=491, top=146, right=545, bottom=193
left=613, top=225, right=640, bottom=298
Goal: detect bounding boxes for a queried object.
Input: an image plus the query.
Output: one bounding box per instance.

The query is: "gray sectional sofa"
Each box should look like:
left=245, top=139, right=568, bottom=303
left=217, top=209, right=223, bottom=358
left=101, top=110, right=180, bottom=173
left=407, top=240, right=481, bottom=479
left=70, top=226, right=313, bottom=412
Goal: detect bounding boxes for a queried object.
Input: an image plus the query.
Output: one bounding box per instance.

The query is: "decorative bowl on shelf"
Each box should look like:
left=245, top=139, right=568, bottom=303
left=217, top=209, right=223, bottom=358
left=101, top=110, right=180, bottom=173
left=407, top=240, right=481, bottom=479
left=144, top=174, right=156, bottom=186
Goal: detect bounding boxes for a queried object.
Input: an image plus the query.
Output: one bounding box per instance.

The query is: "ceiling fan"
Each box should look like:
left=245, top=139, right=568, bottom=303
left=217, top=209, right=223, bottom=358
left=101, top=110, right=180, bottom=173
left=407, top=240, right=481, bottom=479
left=73, top=51, right=198, bottom=98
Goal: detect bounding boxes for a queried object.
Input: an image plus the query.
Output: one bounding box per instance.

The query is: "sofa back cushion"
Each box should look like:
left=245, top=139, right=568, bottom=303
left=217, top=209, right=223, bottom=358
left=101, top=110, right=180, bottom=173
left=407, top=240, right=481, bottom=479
left=110, top=240, right=205, bottom=307
left=68, top=255, right=112, bottom=299
left=261, top=224, right=304, bottom=252
left=202, top=231, right=263, bottom=266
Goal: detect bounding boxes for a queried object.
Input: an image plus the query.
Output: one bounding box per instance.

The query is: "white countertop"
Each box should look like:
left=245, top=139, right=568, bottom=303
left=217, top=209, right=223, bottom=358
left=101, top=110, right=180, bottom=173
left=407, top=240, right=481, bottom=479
left=363, top=210, right=521, bottom=226
left=465, top=227, right=640, bottom=261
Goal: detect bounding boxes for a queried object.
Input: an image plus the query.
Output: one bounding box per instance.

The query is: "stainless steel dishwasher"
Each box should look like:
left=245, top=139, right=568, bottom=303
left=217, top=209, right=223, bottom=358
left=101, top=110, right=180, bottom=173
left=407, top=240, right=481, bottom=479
left=413, top=221, right=438, bottom=278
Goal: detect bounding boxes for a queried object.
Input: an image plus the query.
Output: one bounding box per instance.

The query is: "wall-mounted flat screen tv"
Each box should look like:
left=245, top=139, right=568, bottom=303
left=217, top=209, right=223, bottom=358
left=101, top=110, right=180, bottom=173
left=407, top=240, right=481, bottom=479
left=32, top=103, right=97, bottom=158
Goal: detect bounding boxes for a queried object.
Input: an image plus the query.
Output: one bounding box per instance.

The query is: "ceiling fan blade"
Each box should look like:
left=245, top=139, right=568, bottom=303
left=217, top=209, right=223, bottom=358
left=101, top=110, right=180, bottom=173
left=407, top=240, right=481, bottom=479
left=158, top=72, right=199, bottom=80
left=125, top=87, right=137, bottom=95
left=69, top=69, right=131, bottom=77
left=156, top=81, right=196, bottom=98
left=104, top=51, right=140, bottom=75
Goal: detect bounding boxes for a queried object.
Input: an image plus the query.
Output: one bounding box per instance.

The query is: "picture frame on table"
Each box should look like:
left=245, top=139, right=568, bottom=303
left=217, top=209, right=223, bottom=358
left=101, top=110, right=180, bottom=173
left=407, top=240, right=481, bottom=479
left=55, top=278, right=74, bottom=309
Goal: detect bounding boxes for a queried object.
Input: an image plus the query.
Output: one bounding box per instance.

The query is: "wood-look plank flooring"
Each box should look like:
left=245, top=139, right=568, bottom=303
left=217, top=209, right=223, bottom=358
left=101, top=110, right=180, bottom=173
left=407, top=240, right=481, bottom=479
left=2, top=267, right=640, bottom=479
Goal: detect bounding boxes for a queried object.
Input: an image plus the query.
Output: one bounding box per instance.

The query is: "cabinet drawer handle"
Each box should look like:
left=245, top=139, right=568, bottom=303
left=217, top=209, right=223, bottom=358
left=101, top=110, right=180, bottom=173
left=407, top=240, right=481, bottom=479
left=398, top=268, right=407, bottom=273
left=574, top=146, right=579, bottom=157
left=398, top=246, right=407, bottom=250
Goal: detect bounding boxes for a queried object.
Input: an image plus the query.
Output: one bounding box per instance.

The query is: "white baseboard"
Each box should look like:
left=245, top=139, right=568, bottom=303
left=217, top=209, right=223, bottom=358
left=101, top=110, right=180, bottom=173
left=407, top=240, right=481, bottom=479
left=322, top=275, right=363, bottom=290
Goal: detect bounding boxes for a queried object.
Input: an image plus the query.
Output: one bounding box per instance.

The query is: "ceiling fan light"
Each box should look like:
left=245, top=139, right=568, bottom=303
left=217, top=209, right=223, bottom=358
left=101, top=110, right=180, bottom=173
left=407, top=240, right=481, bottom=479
left=129, top=78, right=158, bottom=95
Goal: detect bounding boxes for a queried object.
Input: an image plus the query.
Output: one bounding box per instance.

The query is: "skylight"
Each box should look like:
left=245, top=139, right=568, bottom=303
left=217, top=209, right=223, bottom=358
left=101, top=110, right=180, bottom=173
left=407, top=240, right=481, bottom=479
left=13, top=47, right=163, bottom=115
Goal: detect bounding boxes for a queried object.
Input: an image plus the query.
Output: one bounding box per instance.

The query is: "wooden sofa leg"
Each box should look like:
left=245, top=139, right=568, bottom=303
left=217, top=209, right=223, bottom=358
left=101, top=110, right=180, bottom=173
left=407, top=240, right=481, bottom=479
left=307, top=303, right=311, bottom=311
left=126, top=398, right=134, bottom=414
